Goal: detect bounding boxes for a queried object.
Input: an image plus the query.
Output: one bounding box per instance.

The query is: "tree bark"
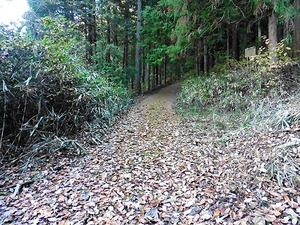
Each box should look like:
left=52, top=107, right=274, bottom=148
left=123, top=31, right=129, bottom=69
left=209, top=48, right=215, bottom=69
left=227, top=24, right=230, bottom=57
left=204, top=40, right=208, bottom=74
left=195, top=38, right=203, bottom=75
left=159, top=64, right=162, bottom=86
left=106, top=20, right=111, bottom=63
left=135, top=0, right=142, bottom=93
left=112, top=23, right=119, bottom=46
left=232, top=22, right=239, bottom=60
left=152, top=66, right=155, bottom=89
left=164, top=55, right=167, bottom=84
left=142, top=48, right=145, bottom=85
left=268, top=10, right=278, bottom=65
left=258, top=20, right=262, bottom=46
left=294, top=0, right=300, bottom=58
left=122, top=2, right=129, bottom=70
left=84, top=0, right=97, bottom=64
left=146, top=62, right=150, bottom=91
left=155, top=65, right=159, bottom=87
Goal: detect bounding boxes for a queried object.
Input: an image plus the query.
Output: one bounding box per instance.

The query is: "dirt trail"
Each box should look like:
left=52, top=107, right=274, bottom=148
left=140, top=82, right=182, bottom=112
left=1, top=83, right=299, bottom=224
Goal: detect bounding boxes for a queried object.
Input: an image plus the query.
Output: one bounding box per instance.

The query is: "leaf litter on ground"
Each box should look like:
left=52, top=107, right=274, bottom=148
left=0, top=83, right=299, bottom=224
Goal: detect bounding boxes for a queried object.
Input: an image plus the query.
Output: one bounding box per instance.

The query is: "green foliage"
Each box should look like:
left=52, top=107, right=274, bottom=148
left=179, top=72, right=254, bottom=112
left=91, top=1, right=137, bottom=87
left=38, top=17, right=85, bottom=77
left=0, top=18, right=131, bottom=161
left=157, top=0, right=247, bottom=60
left=179, top=40, right=294, bottom=114
left=252, top=0, right=297, bottom=19
left=254, top=39, right=292, bottom=70
left=27, top=0, right=78, bottom=20
left=94, top=40, right=126, bottom=84
left=143, top=5, right=173, bottom=64
left=27, top=0, right=58, bottom=17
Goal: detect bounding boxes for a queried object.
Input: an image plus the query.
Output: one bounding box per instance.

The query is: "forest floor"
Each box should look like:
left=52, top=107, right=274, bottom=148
left=1, top=83, right=300, bottom=224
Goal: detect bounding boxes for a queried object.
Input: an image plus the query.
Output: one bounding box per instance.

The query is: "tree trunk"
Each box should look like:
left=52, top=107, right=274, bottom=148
left=283, top=18, right=289, bottom=40
left=232, top=22, right=239, bottom=60
left=123, top=31, right=129, bottom=69
left=164, top=55, right=167, bottom=85
left=209, top=48, right=215, bottom=69
left=204, top=40, right=208, bottom=74
left=294, top=0, right=300, bottom=58
left=122, top=3, right=129, bottom=70
left=155, top=65, right=159, bottom=87
left=86, top=0, right=97, bottom=64
left=142, top=48, right=145, bottom=87
left=195, top=38, right=203, bottom=75
left=258, top=20, right=262, bottom=46
left=227, top=24, right=230, bottom=57
left=268, top=10, right=278, bottom=65
left=159, top=64, right=162, bottom=86
left=106, top=20, right=111, bottom=63
left=135, top=0, right=142, bottom=93
left=152, top=66, right=155, bottom=89
left=112, top=23, right=119, bottom=46
left=277, top=23, right=284, bottom=42
left=146, top=62, right=150, bottom=91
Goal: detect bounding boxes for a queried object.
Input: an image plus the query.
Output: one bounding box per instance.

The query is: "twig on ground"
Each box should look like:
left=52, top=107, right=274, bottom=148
left=9, top=180, right=34, bottom=199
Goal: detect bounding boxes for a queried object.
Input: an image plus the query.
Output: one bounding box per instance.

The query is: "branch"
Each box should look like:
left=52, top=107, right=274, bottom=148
left=9, top=180, right=34, bottom=199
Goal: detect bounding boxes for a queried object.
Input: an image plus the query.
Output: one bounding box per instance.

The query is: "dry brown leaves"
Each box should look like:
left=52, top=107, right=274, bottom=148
left=1, top=84, right=299, bottom=224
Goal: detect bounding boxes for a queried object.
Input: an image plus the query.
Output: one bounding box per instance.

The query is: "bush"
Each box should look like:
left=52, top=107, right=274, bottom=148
left=179, top=72, right=254, bottom=112
left=0, top=17, right=131, bottom=163
left=178, top=41, right=298, bottom=114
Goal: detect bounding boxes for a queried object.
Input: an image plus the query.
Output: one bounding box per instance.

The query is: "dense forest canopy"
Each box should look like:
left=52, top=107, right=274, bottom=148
left=24, top=0, right=300, bottom=90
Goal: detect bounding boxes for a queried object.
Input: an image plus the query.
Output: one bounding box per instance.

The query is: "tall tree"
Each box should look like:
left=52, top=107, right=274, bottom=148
left=26, top=0, right=297, bottom=94
left=269, top=10, right=278, bottom=64
left=27, top=0, right=74, bottom=20
left=253, top=0, right=296, bottom=64
left=28, top=0, right=97, bottom=63
left=135, top=0, right=142, bottom=93
left=84, top=0, right=97, bottom=64
left=294, top=0, right=300, bottom=57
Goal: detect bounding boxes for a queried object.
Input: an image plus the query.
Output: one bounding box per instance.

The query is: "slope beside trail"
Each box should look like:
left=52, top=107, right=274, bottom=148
left=1, top=83, right=299, bottom=224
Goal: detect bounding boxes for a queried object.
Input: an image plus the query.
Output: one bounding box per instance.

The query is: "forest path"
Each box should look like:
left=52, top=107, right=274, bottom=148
left=2, top=83, right=299, bottom=224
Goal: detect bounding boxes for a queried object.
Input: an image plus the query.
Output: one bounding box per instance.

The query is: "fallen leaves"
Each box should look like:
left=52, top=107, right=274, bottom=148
left=145, top=208, right=159, bottom=222
left=0, top=84, right=299, bottom=224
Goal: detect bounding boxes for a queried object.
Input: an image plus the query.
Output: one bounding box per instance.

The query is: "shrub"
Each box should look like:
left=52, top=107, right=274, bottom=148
left=178, top=41, right=297, bottom=115
left=0, top=17, right=131, bottom=163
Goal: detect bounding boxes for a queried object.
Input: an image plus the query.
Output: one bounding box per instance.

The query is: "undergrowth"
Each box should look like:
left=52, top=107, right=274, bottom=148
left=179, top=40, right=300, bottom=129
left=178, top=41, right=300, bottom=188
left=0, top=17, right=131, bottom=170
